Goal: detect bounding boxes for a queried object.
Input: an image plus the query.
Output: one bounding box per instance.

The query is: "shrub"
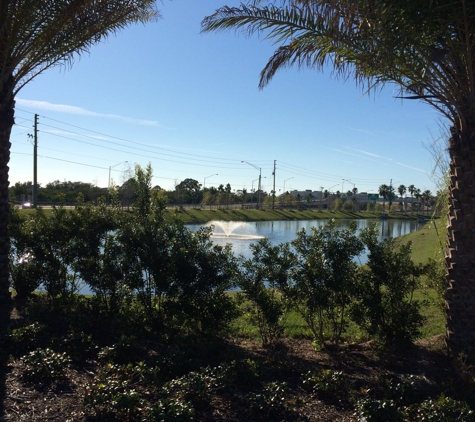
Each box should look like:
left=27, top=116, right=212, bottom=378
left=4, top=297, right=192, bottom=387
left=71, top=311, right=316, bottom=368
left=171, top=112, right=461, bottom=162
left=21, top=348, right=71, bottom=381
left=291, top=220, right=364, bottom=347
left=97, top=335, right=146, bottom=364
left=351, top=227, right=427, bottom=346
left=162, top=366, right=224, bottom=405
left=220, top=358, right=259, bottom=386
left=145, top=398, right=195, bottom=422
left=384, top=375, right=424, bottom=405
left=248, top=381, right=289, bottom=419
left=10, top=322, right=48, bottom=356
left=404, top=396, right=474, bottom=421
left=238, top=239, right=295, bottom=346
left=57, top=331, right=98, bottom=363
left=354, top=398, right=404, bottom=422
left=83, top=363, right=145, bottom=419
left=302, top=369, right=352, bottom=399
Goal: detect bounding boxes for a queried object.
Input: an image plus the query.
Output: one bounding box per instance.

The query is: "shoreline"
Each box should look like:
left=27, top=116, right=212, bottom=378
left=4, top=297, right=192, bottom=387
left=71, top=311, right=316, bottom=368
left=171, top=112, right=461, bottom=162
left=168, top=207, right=435, bottom=225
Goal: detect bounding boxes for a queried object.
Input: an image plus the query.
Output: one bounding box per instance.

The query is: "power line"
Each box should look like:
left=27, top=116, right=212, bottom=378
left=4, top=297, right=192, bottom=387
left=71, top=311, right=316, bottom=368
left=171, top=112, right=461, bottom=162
left=16, top=108, right=274, bottom=166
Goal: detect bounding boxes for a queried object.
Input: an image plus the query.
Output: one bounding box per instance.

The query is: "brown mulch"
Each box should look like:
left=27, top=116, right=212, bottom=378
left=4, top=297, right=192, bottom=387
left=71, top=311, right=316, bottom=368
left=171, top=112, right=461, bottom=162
left=0, top=310, right=466, bottom=422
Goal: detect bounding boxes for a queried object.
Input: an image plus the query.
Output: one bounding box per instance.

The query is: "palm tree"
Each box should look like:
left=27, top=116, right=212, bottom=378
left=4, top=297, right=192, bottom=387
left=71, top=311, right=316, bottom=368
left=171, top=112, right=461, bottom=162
left=398, top=185, right=407, bottom=212
left=407, top=184, right=416, bottom=214
left=414, top=188, right=422, bottom=214
left=422, top=190, right=433, bottom=215
left=202, top=0, right=475, bottom=353
left=378, top=184, right=389, bottom=211
left=0, top=1, right=159, bottom=342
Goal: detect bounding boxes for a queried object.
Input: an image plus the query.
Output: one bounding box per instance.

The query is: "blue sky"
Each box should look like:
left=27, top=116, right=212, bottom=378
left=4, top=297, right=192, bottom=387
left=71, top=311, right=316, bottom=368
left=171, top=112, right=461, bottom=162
left=10, top=1, right=446, bottom=196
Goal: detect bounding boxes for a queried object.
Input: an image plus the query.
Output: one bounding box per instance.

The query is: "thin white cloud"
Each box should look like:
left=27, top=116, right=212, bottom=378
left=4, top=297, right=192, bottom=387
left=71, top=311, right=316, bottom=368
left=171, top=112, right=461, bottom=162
left=389, top=159, right=428, bottom=173
left=348, top=147, right=428, bottom=173
left=330, top=148, right=381, bottom=164
left=349, top=148, right=382, bottom=158
left=348, top=127, right=378, bottom=137
left=16, top=98, right=160, bottom=127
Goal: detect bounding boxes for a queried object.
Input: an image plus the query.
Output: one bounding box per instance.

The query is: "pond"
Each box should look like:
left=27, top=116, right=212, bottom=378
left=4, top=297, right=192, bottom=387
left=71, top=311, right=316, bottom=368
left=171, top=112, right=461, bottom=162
left=72, top=218, right=425, bottom=295
left=189, top=218, right=426, bottom=259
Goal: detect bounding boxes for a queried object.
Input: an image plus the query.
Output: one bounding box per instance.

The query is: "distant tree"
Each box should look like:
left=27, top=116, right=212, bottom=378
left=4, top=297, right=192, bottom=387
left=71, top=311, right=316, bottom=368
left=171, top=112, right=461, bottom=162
left=9, top=181, right=32, bottom=202
left=422, top=190, right=433, bottom=215
left=398, top=185, right=407, bottom=212
left=414, top=189, right=422, bottom=213
left=378, top=184, right=390, bottom=210
left=175, top=178, right=202, bottom=206
left=201, top=190, right=214, bottom=207
left=295, top=193, right=302, bottom=207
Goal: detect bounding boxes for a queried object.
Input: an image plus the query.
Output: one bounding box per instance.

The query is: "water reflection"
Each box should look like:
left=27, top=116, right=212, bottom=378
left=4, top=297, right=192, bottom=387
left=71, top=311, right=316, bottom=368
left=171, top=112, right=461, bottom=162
left=192, top=219, right=424, bottom=259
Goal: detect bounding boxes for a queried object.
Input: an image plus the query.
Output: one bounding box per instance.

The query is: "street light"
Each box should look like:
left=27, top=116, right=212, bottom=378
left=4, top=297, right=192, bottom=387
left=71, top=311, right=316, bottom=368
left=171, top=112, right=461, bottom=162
left=242, top=161, right=262, bottom=209
left=328, top=184, right=338, bottom=194
left=204, top=173, right=218, bottom=189
left=108, top=161, right=128, bottom=204
left=342, top=179, right=355, bottom=196
left=283, top=177, right=294, bottom=195
left=251, top=177, right=266, bottom=206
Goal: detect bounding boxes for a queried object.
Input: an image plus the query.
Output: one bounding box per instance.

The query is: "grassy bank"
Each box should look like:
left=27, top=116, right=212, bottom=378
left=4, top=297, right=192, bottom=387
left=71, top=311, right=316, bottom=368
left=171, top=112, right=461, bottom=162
left=20, top=205, right=433, bottom=225
left=167, top=207, right=431, bottom=224
left=395, top=218, right=444, bottom=264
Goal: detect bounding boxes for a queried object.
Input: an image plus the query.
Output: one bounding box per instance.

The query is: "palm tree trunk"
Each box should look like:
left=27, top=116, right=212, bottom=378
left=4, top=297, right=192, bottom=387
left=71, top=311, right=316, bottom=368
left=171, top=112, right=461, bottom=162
left=0, top=93, right=14, bottom=349
left=445, top=135, right=475, bottom=355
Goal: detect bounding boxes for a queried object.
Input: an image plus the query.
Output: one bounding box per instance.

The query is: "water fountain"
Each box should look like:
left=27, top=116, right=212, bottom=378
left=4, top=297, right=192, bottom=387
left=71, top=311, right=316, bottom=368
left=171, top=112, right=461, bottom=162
left=207, top=221, right=264, bottom=240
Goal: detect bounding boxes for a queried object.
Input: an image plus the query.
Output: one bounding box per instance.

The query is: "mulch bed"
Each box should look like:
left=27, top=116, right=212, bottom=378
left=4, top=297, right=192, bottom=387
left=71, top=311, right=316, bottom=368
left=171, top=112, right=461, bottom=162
left=1, top=332, right=463, bottom=421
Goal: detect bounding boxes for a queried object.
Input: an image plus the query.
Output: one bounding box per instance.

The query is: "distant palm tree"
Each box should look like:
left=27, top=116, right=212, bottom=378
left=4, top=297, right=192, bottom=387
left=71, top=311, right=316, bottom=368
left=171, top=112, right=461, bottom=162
left=398, top=185, right=407, bottom=212
left=407, top=185, right=416, bottom=214
left=378, top=184, right=389, bottom=211
left=422, top=190, right=433, bottom=215
left=414, top=189, right=422, bottom=214
left=0, top=0, right=159, bottom=343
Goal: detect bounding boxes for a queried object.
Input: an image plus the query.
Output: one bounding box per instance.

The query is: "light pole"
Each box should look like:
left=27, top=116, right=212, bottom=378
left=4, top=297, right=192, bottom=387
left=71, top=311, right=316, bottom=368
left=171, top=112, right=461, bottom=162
left=328, top=184, right=338, bottom=194
left=283, top=177, right=294, bottom=196
left=108, top=161, right=128, bottom=204
left=204, top=173, right=218, bottom=189
left=251, top=177, right=266, bottom=206
left=342, top=179, right=355, bottom=197
left=242, top=161, right=261, bottom=209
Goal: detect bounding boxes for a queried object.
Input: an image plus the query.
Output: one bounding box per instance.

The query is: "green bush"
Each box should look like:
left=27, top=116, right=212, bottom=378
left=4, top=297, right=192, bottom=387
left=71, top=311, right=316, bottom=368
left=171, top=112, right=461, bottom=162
left=10, top=322, right=48, bottom=356
left=162, top=366, right=224, bottom=405
left=302, top=369, right=352, bottom=399
left=354, top=398, right=404, bottom=422
left=97, top=335, right=146, bottom=364
left=21, top=348, right=71, bottom=381
left=145, top=398, right=195, bottom=422
left=291, top=220, right=364, bottom=347
left=220, top=358, right=259, bottom=386
left=83, top=363, right=145, bottom=419
left=405, top=396, right=474, bottom=421
left=248, top=381, right=290, bottom=419
left=351, top=227, right=427, bottom=346
left=238, top=238, right=295, bottom=346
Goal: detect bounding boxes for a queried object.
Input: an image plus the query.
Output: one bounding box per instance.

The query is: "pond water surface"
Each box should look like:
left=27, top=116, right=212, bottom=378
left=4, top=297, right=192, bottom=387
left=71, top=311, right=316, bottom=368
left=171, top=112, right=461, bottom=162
left=189, top=218, right=425, bottom=259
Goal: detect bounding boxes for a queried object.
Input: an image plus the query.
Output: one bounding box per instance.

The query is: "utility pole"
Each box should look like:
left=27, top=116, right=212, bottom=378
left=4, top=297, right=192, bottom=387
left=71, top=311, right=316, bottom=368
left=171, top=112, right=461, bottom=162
left=33, top=114, right=38, bottom=208
left=272, top=160, right=276, bottom=210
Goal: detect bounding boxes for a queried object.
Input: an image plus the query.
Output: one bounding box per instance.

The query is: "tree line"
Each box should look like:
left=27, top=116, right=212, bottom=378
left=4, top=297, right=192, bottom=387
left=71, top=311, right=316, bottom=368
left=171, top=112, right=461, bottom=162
left=10, top=179, right=436, bottom=213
